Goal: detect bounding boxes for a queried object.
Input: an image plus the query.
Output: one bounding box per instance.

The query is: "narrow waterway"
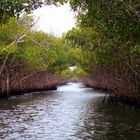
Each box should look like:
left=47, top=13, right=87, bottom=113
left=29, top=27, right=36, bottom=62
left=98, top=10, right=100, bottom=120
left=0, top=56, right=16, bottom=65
left=0, top=83, right=140, bottom=140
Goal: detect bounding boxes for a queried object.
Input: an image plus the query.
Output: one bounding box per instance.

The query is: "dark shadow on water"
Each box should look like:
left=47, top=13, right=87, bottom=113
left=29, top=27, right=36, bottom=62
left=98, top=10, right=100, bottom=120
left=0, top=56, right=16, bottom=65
left=75, top=97, right=140, bottom=140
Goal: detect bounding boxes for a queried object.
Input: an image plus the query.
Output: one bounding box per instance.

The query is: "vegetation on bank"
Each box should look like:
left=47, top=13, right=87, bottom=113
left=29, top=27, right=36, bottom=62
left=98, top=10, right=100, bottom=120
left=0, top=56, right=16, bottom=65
left=66, top=0, right=140, bottom=102
left=0, top=17, right=71, bottom=96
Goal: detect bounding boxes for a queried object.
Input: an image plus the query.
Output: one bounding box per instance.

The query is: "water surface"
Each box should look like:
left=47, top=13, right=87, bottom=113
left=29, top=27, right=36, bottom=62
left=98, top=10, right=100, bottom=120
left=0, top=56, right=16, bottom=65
left=0, top=83, right=140, bottom=140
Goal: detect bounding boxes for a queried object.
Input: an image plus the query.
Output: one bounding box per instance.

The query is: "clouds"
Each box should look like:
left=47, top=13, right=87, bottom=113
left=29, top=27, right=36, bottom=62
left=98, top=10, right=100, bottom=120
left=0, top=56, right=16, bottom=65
left=33, top=4, right=76, bottom=36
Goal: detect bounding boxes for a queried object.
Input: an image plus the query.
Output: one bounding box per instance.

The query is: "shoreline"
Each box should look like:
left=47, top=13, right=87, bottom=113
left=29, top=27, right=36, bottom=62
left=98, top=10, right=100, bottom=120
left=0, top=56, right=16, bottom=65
left=82, top=78, right=140, bottom=108
left=0, top=71, right=68, bottom=98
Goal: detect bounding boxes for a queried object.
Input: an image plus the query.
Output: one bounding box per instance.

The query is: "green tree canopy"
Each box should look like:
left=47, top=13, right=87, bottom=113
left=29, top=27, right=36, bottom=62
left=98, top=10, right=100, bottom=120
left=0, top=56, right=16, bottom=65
left=0, top=0, right=67, bottom=23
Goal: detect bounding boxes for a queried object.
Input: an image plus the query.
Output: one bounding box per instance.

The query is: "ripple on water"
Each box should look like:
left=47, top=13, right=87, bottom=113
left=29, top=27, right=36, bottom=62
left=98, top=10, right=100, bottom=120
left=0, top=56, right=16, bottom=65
left=0, top=83, right=140, bottom=140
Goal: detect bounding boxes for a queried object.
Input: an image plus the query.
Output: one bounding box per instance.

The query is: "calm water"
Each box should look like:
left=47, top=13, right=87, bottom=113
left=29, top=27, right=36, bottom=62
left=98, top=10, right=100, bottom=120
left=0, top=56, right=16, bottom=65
left=0, top=83, right=140, bottom=140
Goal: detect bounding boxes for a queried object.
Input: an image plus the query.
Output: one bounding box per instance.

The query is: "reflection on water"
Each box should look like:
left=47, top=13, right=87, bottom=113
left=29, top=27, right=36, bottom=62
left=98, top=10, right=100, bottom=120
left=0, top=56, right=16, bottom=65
left=0, top=83, right=140, bottom=140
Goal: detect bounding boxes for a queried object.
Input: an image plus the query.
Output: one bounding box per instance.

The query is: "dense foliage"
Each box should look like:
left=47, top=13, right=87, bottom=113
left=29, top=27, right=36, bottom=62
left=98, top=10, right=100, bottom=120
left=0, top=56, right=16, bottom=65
left=66, top=0, right=140, bottom=96
left=0, top=17, right=75, bottom=72
left=0, top=17, right=73, bottom=95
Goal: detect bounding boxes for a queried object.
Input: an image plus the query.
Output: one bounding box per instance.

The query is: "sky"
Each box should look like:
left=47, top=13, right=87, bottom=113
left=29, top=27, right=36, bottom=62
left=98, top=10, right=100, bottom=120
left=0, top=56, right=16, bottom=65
left=33, top=4, right=76, bottom=37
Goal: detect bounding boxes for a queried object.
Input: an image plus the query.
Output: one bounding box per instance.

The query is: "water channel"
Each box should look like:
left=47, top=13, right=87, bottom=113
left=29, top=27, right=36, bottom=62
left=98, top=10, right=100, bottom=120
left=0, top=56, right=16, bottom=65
left=0, top=83, right=140, bottom=140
